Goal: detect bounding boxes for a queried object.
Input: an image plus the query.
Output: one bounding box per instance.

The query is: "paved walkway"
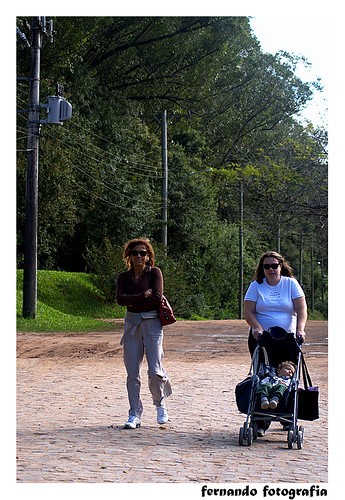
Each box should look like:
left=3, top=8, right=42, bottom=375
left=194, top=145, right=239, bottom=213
left=16, top=322, right=328, bottom=484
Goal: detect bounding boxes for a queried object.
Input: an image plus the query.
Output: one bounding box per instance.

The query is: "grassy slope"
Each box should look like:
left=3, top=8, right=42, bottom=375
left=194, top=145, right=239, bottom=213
left=16, top=270, right=125, bottom=332
left=16, top=270, right=324, bottom=333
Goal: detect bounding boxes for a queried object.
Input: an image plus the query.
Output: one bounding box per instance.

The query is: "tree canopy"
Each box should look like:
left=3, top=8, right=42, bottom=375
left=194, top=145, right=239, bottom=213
left=16, top=16, right=328, bottom=319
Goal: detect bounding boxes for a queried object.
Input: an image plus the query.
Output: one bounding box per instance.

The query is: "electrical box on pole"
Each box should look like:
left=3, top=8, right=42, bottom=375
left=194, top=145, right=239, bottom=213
left=40, top=95, right=72, bottom=125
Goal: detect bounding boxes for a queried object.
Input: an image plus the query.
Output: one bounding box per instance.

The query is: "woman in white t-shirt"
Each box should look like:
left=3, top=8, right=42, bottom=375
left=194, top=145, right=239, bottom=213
left=244, top=251, right=307, bottom=356
left=243, top=251, right=307, bottom=436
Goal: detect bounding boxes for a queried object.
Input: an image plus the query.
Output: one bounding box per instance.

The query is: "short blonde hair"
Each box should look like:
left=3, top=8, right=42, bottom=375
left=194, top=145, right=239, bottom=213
left=277, top=361, right=296, bottom=373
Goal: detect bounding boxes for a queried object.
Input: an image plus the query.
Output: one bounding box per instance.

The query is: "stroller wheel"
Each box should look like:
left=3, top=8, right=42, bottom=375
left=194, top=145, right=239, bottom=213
left=287, top=429, right=294, bottom=449
left=297, top=427, right=304, bottom=449
left=239, top=426, right=244, bottom=446
left=247, top=426, right=253, bottom=446
left=252, top=422, right=258, bottom=440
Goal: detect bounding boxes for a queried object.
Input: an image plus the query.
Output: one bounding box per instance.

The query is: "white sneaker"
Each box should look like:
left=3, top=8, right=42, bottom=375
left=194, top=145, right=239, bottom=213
left=124, top=415, right=141, bottom=429
left=261, top=397, right=269, bottom=409
left=269, top=397, right=279, bottom=409
left=157, top=406, right=168, bottom=424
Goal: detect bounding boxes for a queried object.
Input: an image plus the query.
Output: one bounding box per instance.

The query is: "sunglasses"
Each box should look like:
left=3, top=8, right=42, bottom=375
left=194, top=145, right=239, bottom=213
left=263, top=263, right=280, bottom=270
left=131, top=250, right=147, bottom=257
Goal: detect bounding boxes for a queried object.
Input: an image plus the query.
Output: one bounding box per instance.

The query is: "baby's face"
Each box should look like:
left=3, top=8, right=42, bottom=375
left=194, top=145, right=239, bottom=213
left=278, top=365, right=294, bottom=378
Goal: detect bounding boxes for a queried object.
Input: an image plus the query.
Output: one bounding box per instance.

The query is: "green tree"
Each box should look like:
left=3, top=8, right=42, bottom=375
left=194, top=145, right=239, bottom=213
left=16, top=16, right=327, bottom=318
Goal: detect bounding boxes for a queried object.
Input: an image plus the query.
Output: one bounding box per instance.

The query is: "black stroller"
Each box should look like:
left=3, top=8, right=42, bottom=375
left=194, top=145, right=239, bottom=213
left=236, top=327, right=318, bottom=449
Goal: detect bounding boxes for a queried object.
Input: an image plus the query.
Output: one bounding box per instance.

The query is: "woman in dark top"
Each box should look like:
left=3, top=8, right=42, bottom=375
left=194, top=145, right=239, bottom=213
left=116, top=238, right=172, bottom=429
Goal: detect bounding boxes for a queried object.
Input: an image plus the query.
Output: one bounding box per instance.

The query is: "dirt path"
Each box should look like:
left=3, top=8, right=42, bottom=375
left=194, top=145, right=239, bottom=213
left=16, top=320, right=328, bottom=483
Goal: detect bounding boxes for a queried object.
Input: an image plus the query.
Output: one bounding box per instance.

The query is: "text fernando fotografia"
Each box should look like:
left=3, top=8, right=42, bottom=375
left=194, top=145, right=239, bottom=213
left=201, top=485, right=327, bottom=499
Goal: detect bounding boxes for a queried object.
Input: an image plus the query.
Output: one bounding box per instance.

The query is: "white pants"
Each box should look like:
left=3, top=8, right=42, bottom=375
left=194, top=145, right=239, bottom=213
left=122, top=315, right=172, bottom=418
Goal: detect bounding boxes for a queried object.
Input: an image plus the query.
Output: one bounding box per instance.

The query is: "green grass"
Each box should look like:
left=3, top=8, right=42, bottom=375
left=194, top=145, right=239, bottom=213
left=307, top=310, right=327, bottom=321
left=17, top=270, right=126, bottom=332
left=16, top=270, right=326, bottom=333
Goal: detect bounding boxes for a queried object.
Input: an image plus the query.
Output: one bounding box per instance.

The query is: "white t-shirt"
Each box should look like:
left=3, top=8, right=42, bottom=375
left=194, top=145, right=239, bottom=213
left=244, top=276, right=305, bottom=333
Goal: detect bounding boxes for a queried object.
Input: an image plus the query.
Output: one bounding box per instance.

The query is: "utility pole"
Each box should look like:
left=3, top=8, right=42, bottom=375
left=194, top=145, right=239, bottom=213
left=154, top=109, right=191, bottom=249
left=299, top=234, right=303, bottom=285
left=311, top=241, right=314, bottom=313
left=23, top=17, right=41, bottom=318
left=238, top=182, right=244, bottom=319
left=276, top=217, right=281, bottom=254
left=161, top=110, right=168, bottom=248
left=19, top=17, right=71, bottom=318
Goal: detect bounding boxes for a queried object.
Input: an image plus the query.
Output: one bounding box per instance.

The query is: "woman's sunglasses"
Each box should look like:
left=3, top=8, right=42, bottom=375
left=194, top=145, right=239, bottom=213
left=131, top=250, right=147, bottom=257
left=263, top=263, right=280, bottom=270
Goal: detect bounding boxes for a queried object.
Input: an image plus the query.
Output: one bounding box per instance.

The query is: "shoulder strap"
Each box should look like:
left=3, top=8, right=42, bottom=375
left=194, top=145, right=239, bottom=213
left=301, top=352, right=313, bottom=388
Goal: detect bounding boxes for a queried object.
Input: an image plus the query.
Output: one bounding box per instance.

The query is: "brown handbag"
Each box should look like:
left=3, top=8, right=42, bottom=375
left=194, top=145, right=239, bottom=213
left=148, top=270, right=176, bottom=326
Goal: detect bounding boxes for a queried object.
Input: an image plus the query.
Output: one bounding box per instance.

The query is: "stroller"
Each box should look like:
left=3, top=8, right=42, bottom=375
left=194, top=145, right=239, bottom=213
left=236, top=327, right=318, bottom=449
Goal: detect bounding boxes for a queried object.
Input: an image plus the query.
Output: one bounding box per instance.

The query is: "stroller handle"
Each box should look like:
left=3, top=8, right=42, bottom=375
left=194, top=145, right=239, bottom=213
left=259, top=327, right=304, bottom=347
left=296, top=334, right=304, bottom=345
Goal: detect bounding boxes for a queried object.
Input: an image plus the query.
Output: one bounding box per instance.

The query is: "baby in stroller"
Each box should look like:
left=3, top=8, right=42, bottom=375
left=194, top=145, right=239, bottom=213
left=256, top=361, right=297, bottom=410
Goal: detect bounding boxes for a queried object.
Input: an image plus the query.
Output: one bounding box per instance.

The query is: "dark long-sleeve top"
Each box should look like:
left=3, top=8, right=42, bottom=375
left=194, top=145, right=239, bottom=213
left=116, top=266, right=163, bottom=313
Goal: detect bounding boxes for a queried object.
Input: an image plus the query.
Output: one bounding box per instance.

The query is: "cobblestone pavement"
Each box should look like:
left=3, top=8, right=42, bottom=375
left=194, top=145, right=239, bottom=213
left=16, top=320, right=328, bottom=484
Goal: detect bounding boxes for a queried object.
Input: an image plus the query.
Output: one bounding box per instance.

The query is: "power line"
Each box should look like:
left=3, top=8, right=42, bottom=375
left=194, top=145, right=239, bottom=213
left=70, top=178, right=161, bottom=212
left=17, top=118, right=163, bottom=208
left=40, top=151, right=162, bottom=212
left=40, top=125, right=162, bottom=177
left=55, top=149, right=162, bottom=207
left=70, top=120, right=162, bottom=170
left=36, top=129, right=163, bottom=206
left=17, top=93, right=162, bottom=176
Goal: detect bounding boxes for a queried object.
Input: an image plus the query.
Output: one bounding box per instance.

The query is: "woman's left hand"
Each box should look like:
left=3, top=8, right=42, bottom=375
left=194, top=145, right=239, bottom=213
left=297, top=331, right=306, bottom=343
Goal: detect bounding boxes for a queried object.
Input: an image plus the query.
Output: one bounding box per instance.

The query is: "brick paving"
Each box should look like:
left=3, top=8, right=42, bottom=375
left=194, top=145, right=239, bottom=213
left=16, top=321, right=328, bottom=484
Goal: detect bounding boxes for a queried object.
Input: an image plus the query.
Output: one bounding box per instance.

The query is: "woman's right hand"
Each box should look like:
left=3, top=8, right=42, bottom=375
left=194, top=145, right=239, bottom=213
left=144, top=288, right=152, bottom=298
left=244, top=301, right=263, bottom=340
left=253, top=329, right=263, bottom=340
